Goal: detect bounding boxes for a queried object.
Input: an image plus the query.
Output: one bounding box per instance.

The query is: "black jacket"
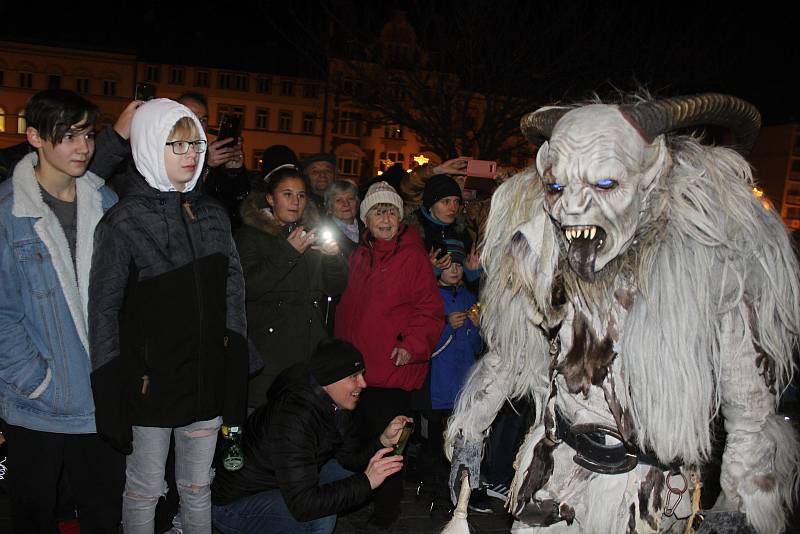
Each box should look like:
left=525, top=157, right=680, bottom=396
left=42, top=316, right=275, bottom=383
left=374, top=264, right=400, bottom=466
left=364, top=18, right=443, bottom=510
left=211, top=364, right=377, bottom=521
left=89, top=164, right=248, bottom=453
left=235, top=193, right=348, bottom=406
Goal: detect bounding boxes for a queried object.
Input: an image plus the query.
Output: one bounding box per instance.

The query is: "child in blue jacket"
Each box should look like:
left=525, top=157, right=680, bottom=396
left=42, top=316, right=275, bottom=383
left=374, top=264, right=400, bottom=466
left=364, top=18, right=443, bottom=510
left=420, top=240, right=481, bottom=493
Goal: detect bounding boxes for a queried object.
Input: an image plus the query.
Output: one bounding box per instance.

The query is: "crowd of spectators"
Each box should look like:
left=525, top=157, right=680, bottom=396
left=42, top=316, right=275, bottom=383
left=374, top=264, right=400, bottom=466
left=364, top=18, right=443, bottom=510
left=0, top=89, right=500, bottom=533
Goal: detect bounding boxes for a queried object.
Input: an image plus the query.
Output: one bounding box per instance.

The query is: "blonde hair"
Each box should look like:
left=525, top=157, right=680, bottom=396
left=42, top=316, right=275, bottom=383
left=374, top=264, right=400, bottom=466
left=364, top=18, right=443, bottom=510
left=168, top=116, right=200, bottom=141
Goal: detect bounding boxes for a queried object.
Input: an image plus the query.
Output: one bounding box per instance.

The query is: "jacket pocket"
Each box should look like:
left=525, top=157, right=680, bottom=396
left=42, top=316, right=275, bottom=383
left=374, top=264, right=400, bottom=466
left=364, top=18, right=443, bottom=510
left=12, top=239, right=59, bottom=295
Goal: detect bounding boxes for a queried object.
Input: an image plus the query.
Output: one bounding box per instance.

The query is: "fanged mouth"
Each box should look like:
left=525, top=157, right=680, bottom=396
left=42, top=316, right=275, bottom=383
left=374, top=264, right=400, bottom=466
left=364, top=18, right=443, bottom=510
left=563, top=225, right=604, bottom=246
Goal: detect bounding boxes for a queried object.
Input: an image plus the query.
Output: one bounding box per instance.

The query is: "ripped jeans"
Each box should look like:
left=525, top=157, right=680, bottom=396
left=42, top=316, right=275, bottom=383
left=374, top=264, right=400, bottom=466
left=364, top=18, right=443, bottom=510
left=123, top=416, right=222, bottom=534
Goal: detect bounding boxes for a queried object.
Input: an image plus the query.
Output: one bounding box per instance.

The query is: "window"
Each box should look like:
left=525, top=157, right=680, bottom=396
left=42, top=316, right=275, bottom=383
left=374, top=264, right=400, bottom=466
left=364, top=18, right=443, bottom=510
left=217, top=104, right=245, bottom=125
left=195, top=70, right=209, bottom=87
left=280, top=80, right=294, bottom=96
left=233, top=73, right=248, bottom=91
left=0, top=106, right=5, bottom=132
left=0, top=70, right=4, bottom=86
left=384, top=124, right=403, bottom=139
left=302, top=113, right=315, bottom=134
left=144, top=65, right=160, bottom=83
left=337, top=111, right=363, bottom=137
left=337, top=156, right=360, bottom=177
left=303, top=83, right=319, bottom=98
left=169, top=67, right=185, bottom=85
left=379, top=152, right=404, bottom=171
left=253, top=149, right=265, bottom=171
left=48, top=75, right=61, bottom=89
left=256, top=77, right=271, bottom=94
left=102, top=80, right=117, bottom=96
left=278, top=111, right=292, bottom=132
left=76, top=78, right=90, bottom=94
left=17, top=109, right=26, bottom=133
left=219, top=72, right=248, bottom=91
left=255, top=108, right=269, bottom=130
left=19, top=72, right=33, bottom=89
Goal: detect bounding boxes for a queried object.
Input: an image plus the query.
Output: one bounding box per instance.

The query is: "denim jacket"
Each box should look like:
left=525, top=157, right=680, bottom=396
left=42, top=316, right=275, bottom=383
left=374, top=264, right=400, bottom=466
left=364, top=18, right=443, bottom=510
left=0, top=153, right=117, bottom=433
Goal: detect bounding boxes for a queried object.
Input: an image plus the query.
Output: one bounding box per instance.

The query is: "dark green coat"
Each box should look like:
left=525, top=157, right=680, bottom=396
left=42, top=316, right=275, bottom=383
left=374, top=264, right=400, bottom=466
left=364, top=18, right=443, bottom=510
left=236, top=194, right=348, bottom=408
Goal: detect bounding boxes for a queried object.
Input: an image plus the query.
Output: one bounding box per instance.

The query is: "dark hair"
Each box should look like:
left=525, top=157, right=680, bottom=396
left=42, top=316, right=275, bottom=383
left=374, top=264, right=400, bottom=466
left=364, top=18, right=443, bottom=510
left=25, top=89, right=98, bottom=144
left=177, top=91, right=208, bottom=109
left=263, top=165, right=305, bottom=196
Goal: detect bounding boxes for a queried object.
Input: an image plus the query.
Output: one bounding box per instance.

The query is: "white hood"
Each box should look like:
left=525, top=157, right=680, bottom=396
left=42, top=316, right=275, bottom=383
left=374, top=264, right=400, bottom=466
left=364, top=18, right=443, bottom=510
left=130, top=98, right=207, bottom=193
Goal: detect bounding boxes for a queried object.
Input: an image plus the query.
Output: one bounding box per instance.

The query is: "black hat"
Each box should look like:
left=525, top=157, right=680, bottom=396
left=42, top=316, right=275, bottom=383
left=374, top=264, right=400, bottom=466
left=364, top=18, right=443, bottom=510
left=423, top=174, right=462, bottom=209
left=310, top=339, right=365, bottom=386
left=302, top=153, right=336, bottom=170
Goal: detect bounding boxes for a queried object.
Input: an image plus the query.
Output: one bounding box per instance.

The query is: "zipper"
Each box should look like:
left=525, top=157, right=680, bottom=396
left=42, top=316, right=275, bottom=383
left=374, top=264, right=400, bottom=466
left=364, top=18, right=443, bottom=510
left=181, top=198, right=204, bottom=419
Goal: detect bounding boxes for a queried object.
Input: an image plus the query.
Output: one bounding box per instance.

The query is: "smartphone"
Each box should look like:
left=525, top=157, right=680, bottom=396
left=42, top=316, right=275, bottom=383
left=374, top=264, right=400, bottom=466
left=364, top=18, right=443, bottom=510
left=466, top=159, right=497, bottom=179
left=311, top=227, right=335, bottom=245
left=217, top=114, right=241, bottom=148
left=134, top=82, right=156, bottom=101
left=393, top=421, right=414, bottom=456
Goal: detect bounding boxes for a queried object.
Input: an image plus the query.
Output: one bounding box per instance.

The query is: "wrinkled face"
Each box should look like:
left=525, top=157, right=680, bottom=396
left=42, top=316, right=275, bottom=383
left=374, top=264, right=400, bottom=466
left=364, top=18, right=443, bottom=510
left=323, top=371, right=367, bottom=410
left=536, top=105, right=665, bottom=280
left=365, top=204, right=400, bottom=241
left=306, top=161, right=335, bottom=195
left=331, top=191, right=358, bottom=222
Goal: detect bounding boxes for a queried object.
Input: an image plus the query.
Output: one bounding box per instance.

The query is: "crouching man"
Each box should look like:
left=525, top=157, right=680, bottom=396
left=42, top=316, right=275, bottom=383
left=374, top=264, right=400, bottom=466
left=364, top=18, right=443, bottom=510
left=211, top=339, right=408, bottom=533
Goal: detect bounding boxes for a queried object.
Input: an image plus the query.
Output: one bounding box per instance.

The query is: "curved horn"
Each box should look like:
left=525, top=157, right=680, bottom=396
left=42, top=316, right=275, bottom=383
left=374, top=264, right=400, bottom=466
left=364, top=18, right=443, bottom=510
left=621, top=93, right=761, bottom=154
left=520, top=107, right=570, bottom=145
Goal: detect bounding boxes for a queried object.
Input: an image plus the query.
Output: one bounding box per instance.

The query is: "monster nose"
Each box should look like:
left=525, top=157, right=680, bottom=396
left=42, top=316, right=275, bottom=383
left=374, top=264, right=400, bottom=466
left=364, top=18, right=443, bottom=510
left=562, top=187, right=592, bottom=215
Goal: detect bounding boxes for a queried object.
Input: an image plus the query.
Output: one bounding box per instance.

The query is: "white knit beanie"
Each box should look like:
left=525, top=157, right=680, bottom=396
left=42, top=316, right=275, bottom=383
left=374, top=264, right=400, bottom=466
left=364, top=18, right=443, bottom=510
left=360, top=181, right=403, bottom=222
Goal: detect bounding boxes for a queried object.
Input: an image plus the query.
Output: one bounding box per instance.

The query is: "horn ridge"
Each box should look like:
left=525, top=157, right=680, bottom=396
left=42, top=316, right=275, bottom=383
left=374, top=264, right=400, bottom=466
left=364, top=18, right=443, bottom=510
left=622, top=93, right=761, bottom=154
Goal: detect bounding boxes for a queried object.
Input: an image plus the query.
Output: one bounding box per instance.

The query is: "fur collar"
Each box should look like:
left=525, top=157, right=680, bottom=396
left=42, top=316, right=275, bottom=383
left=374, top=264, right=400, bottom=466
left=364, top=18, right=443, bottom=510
left=11, top=152, right=110, bottom=356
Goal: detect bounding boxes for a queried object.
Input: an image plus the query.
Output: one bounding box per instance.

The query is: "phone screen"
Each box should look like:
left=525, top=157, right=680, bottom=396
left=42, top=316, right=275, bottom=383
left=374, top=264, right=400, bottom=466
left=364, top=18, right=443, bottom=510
left=217, top=115, right=241, bottom=148
left=134, top=83, right=155, bottom=101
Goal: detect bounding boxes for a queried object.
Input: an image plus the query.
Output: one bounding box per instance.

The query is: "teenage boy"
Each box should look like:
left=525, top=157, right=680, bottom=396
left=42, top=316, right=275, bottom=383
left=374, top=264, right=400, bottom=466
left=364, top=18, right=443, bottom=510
left=0, top=89, right=123, bottom=532
left=88, top=98, right=248, bottom=532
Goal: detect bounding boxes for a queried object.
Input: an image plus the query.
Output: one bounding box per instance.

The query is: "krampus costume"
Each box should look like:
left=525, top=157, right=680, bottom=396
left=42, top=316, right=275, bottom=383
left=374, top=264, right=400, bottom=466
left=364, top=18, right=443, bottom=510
left=446, top=94, right=800, bottom=533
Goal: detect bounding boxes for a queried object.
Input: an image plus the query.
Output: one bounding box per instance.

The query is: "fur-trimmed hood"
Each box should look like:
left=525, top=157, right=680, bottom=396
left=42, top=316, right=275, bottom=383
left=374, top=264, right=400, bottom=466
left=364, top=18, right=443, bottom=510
left=239, top=190, right=320, bottom=236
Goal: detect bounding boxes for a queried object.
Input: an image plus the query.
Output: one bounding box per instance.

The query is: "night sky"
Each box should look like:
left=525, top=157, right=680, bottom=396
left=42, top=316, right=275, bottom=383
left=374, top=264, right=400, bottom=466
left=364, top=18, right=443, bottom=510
left=2, top=1, right=796, bottom=125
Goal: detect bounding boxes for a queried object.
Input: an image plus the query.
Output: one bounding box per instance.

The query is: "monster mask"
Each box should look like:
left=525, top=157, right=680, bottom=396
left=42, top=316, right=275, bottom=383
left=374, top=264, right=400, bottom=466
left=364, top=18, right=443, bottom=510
left=535, top=105, right=667, bottom=280
left=522, top=94, right=762, bottom=282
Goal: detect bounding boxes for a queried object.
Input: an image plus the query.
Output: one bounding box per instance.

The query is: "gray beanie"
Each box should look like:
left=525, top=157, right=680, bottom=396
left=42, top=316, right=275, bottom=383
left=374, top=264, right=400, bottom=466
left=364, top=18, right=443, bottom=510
left=359, top=181, right=403, bottom=223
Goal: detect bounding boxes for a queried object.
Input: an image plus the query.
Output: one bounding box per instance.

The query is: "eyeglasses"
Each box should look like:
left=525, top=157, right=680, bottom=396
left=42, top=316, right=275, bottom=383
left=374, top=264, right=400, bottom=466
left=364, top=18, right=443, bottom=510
left=165, top=140, right=207, bottom=155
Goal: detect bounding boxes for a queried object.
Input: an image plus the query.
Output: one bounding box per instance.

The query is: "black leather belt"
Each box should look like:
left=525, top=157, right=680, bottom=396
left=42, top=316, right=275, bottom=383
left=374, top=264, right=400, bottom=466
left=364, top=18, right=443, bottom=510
left=554, top=410, right=680, bottom=474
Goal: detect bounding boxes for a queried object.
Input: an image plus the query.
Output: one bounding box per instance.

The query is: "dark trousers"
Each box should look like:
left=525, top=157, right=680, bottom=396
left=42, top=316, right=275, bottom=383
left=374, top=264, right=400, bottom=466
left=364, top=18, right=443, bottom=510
left=353, top=387, right=411, bottom=523
left=4, top=424, right=125, bottom=534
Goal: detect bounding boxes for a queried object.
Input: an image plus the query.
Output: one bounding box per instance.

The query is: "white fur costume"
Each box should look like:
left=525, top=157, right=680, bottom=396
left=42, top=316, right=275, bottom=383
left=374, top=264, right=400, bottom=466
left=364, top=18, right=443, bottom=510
left=446, top=95, right=799, bottom=533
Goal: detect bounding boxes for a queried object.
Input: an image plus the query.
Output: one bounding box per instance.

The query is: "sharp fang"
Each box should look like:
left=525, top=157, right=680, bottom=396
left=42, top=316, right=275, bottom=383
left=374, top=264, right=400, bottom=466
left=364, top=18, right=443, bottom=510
left=582, top=228, right=589, bottom=238
left=564, top=230, right=571, bottom=242
left=590, top=227, right=596, bottom=239
left=572, top=228, right=579, bottom=239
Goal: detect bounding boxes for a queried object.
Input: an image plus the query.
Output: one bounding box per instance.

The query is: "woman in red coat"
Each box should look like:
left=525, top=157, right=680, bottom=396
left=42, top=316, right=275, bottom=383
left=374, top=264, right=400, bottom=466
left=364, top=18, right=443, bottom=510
left=335, top=181, right=444, bottom=527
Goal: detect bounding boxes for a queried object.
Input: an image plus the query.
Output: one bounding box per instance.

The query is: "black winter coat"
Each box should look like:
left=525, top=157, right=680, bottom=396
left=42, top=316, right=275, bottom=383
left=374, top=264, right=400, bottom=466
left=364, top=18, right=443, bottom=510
left=235, top=193, right=348, bottom=407
left=89, top=164, right=248, bottom=454
left=211, top=364, right=376, bottom=520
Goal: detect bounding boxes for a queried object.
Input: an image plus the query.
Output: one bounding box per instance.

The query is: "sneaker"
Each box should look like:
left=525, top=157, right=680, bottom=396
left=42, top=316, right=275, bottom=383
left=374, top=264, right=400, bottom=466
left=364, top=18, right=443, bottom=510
left=467, top=486, right=493, bottom=514
left=486, top=482, right=510, bottom=502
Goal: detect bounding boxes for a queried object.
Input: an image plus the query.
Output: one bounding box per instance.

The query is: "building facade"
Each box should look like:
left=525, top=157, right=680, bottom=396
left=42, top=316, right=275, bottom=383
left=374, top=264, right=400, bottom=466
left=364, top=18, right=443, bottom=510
left=0, top=38, right=438, bottom=185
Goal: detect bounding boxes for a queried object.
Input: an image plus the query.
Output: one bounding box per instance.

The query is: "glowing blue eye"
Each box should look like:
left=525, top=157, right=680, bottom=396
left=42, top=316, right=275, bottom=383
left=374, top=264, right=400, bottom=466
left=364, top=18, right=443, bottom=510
left=595, top=178, right=617, bottom=190
left=546, top=183, right=564, bottom=194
